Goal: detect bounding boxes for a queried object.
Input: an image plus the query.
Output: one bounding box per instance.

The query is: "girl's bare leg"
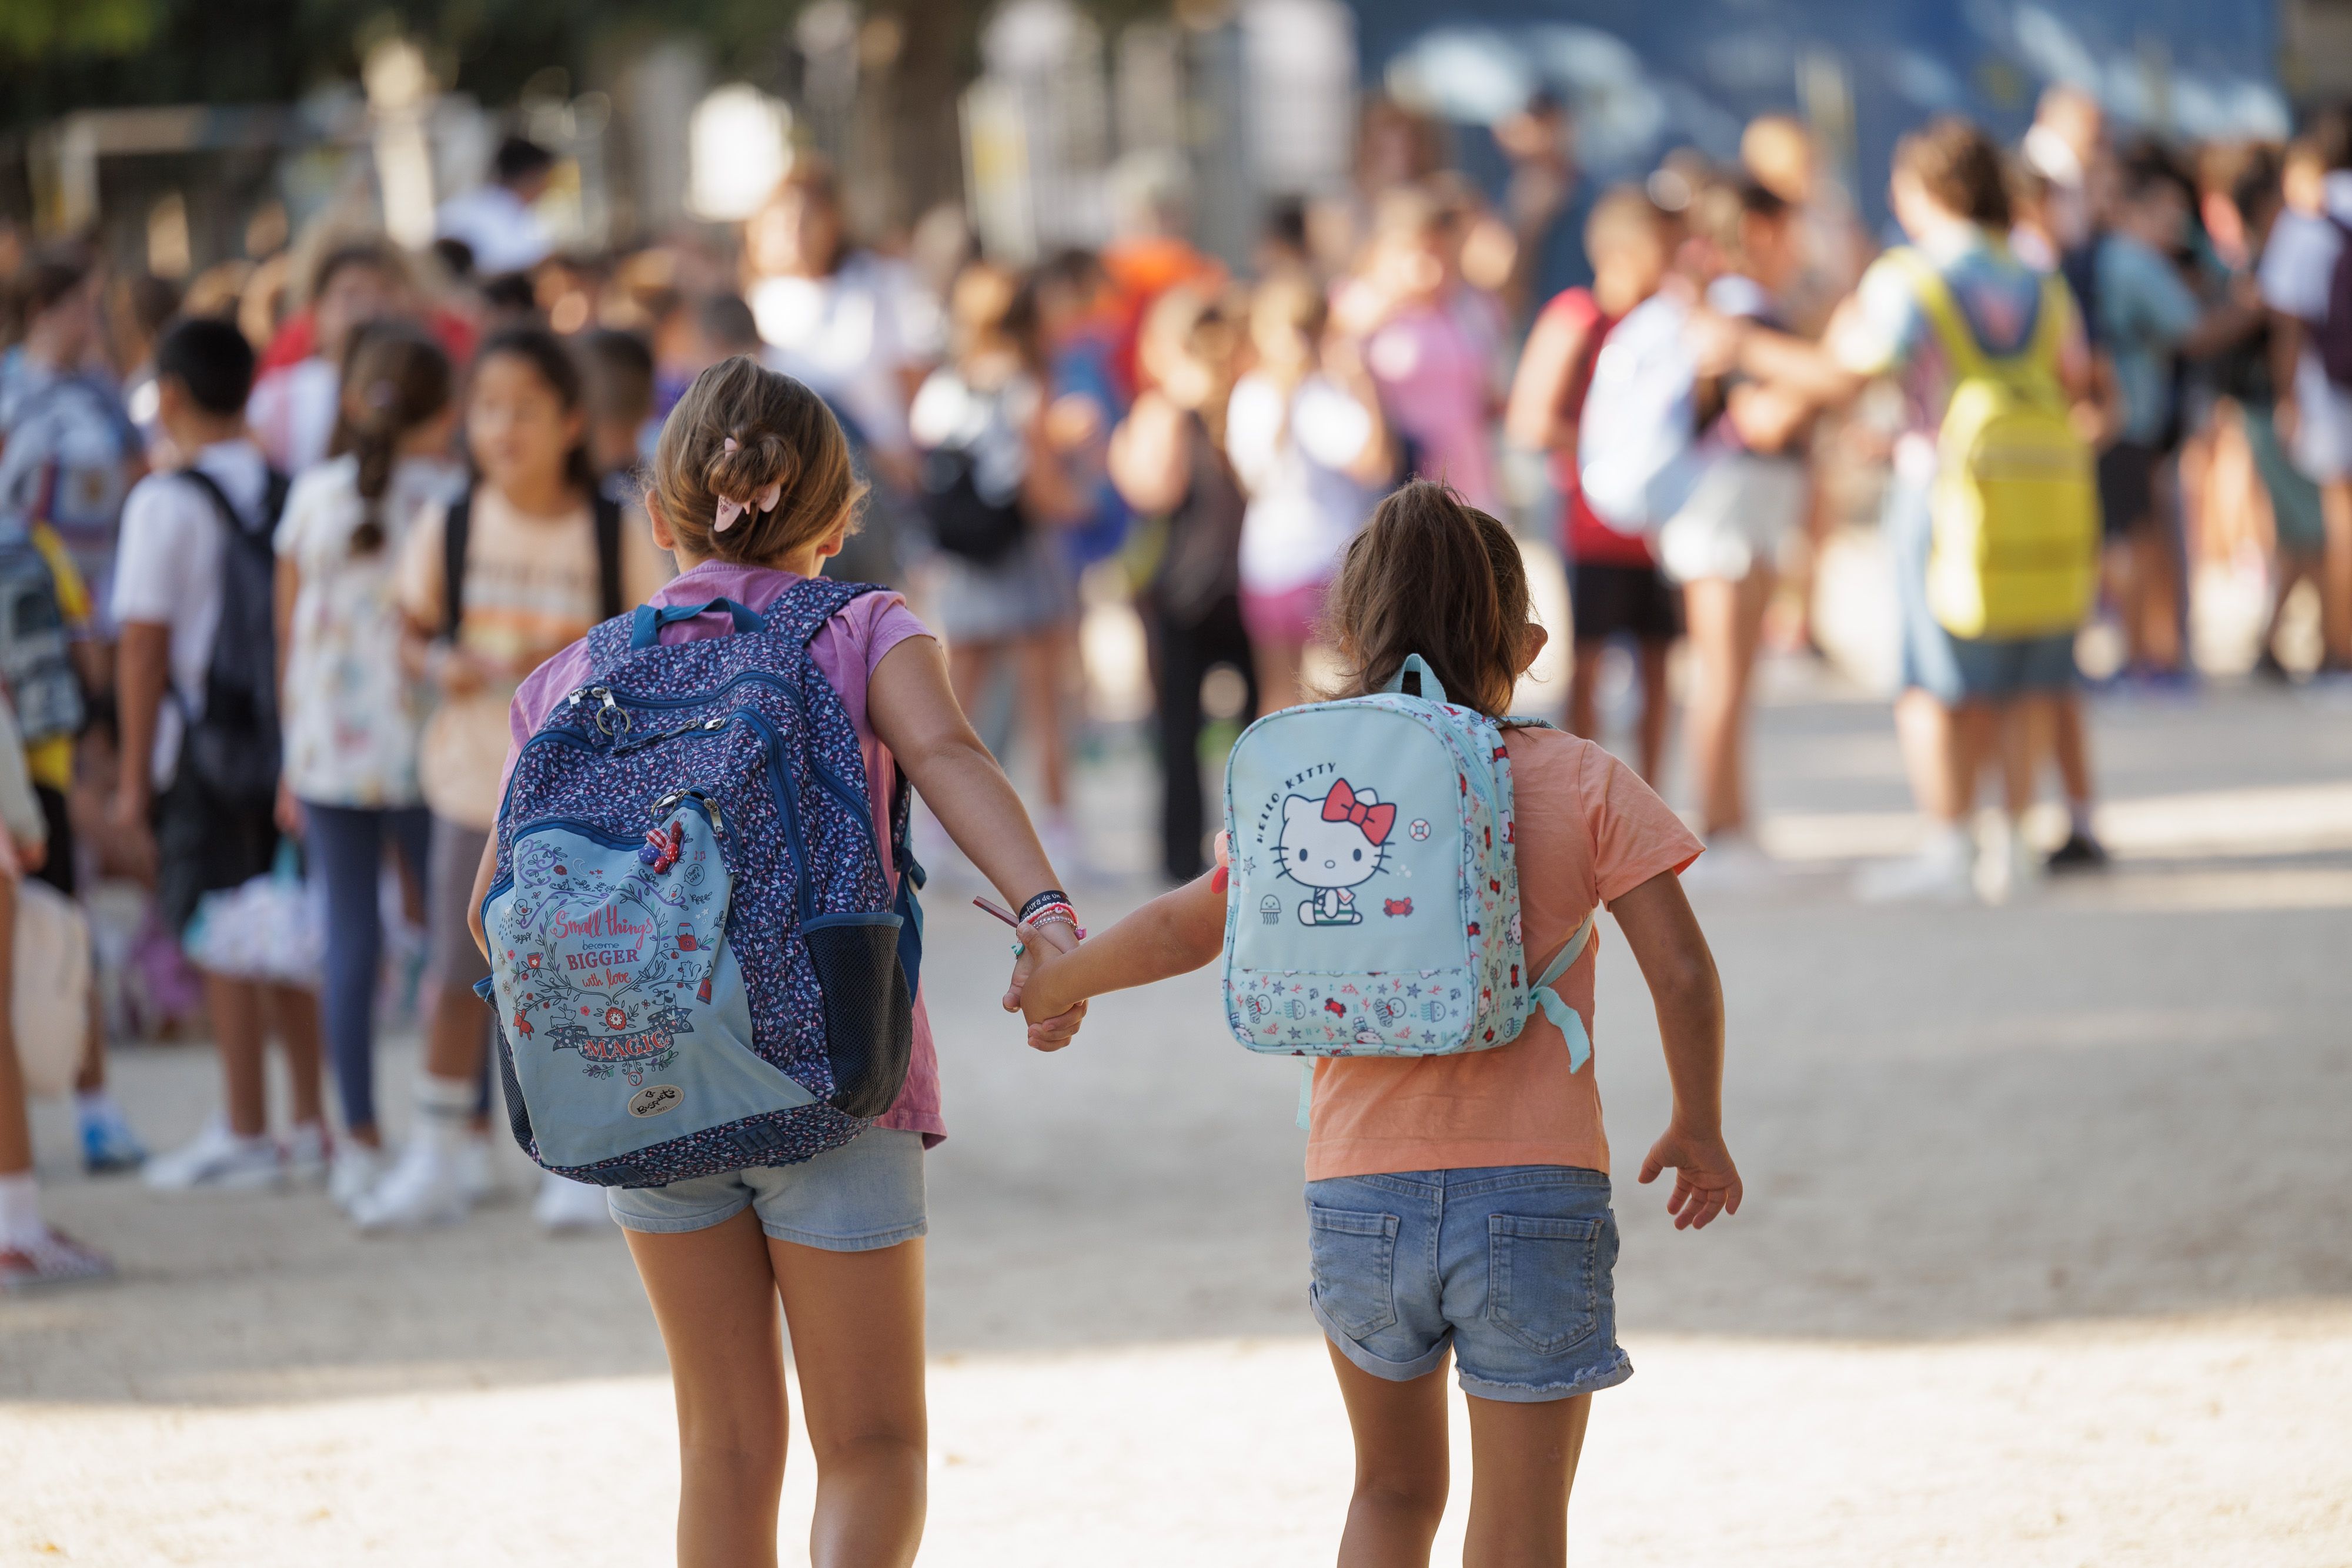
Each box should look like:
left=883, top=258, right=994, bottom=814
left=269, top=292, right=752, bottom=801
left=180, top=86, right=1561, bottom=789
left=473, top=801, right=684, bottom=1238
left=1015, top=632, right=1072, bottom=815
left=1327, top=1341, right=1449, bottom=1568
left=1682, top=573, right=1771, bottom=836
left=266, top=982, right=325, bottom=1127
left=774, top=1236, right=928, bottom=1568
left=1461, top=1392, right=1592, bottom=1568
left=627, top=1211, right=794, bottom=1568
left=1254, top=638, right=1308, bottom=714
left=1633, top=638, right=1674, bottom=788
left=203, top=974, right=270, bottom=1138
left=421, top=982, right=490, bottom=1133
left=1565, top=642, right=1602, bottom=745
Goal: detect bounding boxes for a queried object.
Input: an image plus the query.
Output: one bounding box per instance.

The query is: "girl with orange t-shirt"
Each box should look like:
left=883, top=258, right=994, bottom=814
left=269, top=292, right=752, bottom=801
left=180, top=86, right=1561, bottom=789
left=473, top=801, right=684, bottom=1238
left=1009, top=479, right=1742, bottom=1566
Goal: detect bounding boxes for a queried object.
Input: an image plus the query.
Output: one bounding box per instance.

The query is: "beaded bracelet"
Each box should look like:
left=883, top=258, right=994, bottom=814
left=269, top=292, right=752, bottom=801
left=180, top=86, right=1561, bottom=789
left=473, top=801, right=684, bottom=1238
left=1018, top=888, right=1072, bottom=922
left=1026, top=907, right=1085, bottom=941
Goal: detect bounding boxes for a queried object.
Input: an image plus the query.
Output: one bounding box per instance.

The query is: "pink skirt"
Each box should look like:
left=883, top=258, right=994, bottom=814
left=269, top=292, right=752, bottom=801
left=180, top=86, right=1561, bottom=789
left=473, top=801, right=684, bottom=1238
left=1240, top=580, right=1330, bottom=647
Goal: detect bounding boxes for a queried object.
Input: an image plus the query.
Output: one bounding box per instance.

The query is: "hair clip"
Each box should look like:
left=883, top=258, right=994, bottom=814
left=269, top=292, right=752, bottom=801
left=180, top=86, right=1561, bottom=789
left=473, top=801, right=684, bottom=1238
left=711, top=436, right=783, bottom=534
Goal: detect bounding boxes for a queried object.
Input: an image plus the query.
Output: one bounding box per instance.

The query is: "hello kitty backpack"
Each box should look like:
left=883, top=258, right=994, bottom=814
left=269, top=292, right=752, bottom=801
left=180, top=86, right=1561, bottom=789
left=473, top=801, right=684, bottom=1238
left=1220, top=656, right=1596, bottom=1074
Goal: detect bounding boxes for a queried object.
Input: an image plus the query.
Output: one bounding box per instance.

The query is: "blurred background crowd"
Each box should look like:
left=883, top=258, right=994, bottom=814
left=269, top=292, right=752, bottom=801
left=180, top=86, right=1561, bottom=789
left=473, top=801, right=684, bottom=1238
left=0, top=0, right=2343, bottom=1284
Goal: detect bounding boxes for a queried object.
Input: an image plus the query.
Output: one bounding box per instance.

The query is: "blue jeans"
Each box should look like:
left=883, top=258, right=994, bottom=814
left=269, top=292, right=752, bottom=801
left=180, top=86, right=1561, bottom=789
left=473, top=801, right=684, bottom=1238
left=1305, top=1165, right=1631, bottom=1403
left=303, top=801, right=431, bottom=1132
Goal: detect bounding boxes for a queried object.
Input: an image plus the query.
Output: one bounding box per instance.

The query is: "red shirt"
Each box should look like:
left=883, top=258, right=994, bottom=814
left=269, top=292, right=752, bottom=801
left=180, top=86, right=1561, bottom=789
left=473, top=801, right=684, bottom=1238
left=1538, top=287, right=1655, bottom=570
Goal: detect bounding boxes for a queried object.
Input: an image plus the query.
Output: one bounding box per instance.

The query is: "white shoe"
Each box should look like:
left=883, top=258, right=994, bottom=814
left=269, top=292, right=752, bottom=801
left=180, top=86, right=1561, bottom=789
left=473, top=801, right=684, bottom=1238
left=328, top=1144, right=392, bottom=1214
left=1680, top=834, right=1783, bottom=892
left=453, top=1134, right=497, bottom=1205
left=142, top=1118, right=283, bottom=1192
left=284, top=1122, right=332, bottom=1186
left=352, top=1136, right=476, bottom=1232
left=533, top=1171, right=614, bottom=1233
left=1975, top=823, right=2040, bottom=906
left=1854, top=833, right=1975, bottom=904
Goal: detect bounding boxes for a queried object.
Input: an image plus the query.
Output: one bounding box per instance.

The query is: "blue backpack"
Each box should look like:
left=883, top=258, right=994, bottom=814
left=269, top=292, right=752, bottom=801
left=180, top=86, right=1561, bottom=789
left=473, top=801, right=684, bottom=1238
left=477, top=579, right=923, bottom=1188
left=1220, top=656, right=1594, bottom=1069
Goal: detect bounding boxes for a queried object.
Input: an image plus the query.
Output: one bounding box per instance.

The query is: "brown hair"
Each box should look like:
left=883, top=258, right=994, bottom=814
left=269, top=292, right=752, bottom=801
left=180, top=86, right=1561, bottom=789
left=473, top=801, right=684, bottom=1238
left=329, top=321, right=453, bottom=554
left=1324, top=480, right=1533, bottom=718
left=1893, top=116, right=2011, bottom=229
left=650, top=355, right=865, bottom=564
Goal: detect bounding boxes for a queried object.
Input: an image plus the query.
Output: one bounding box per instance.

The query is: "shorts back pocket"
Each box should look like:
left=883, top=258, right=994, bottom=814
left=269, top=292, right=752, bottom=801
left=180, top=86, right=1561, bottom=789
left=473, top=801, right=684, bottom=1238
left=1486, top=1213, right=1602, bottom=1355
left=1308, top=1204, right=1401, bottom=1340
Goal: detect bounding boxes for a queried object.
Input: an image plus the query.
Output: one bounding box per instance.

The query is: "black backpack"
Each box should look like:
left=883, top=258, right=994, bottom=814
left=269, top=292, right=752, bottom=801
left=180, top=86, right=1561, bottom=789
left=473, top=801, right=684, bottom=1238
left=916, top=445, right=1027, bottom=566
left=440, top=484, right=624, bottom=639
left=178, top=467, right=292, bottom=809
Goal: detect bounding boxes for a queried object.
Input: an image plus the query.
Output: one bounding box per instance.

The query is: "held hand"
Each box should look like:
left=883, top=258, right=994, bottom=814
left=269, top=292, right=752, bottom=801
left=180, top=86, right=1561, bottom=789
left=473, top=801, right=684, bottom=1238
left=275, top=780, right=306, bottom=839
left=1637, top=1121, right=1743, bottom=1232
left=1002, top=918, right=1087, bottom=1051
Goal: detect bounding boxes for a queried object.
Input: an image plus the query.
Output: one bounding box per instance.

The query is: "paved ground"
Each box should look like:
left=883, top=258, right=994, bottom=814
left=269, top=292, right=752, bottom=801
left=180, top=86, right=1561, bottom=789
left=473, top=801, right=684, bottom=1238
left=5, top=664, right=2350, bottom=1565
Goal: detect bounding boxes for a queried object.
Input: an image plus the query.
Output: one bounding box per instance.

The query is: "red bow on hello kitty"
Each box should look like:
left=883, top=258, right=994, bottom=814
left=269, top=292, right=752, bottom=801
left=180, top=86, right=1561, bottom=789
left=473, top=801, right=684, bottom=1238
left=1322, top=779, right=1396, bottom=844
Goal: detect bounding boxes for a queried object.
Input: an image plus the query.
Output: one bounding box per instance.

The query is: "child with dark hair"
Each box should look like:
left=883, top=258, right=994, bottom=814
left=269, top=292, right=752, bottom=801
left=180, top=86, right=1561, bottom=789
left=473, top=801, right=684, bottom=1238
left=1010, top=479, right=1737, bottom=1567
left=275, top=323, right=463, bottom=1210
left=115, top=316, right=328, bottom=1191
left=577, top=326, right=657, bottom=480
left=366, top=326, right=670, bottom=1232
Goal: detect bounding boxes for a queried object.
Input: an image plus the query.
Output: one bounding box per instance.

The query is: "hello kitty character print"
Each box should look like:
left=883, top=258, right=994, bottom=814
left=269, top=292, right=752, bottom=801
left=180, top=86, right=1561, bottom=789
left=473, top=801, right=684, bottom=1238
left=1275, top=777, right=1398, bottom=926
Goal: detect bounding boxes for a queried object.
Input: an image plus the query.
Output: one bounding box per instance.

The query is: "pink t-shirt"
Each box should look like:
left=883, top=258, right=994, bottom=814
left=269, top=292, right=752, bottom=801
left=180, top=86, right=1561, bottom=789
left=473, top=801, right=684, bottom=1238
left=504, top=560, right=946, bottom=1145
left=1364, top=302, right=1501, bottom=511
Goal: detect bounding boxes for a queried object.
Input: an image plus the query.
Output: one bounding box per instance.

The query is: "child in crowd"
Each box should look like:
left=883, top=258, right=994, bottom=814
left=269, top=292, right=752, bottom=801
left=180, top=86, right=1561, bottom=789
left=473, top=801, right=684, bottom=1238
left=578, top=326, right=657, bottom=482
left=366, top=326, right=670, bottom=1232
left=0, top=693, right=115, bottom=1288
left=470, top=356, right=1084, bottom=1564
left=1227, top=269, right=1392, bottom=711
left=275, top=323, right=462, bottom=1211
left=1354, top=188, right=1504, bottom=513
left=1009, top=480, right=1740, bottom=1567
left=247, top=241, right=405, bottom=475
left=114, top=317, right=328, bottom=1189
left=1505, top=188, right=1681, bottom=782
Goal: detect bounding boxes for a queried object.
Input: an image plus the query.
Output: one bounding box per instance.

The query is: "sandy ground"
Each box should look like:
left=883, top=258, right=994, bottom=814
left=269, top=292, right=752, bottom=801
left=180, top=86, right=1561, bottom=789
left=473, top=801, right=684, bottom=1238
left=5, top=668, right=2350, bottom=1564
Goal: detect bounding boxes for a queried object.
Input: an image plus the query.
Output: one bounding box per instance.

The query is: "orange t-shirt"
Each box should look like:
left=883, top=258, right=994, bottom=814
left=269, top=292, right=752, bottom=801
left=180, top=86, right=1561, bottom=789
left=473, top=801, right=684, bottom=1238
left=1304, top=727, right=1703, bottom=1181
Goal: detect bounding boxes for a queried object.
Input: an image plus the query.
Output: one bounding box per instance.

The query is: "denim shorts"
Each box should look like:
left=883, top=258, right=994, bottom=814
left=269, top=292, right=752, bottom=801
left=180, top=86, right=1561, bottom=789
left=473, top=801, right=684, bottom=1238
left=605, top=1127, right=927, bottom=1251
left=1305, top=1165, right=1631, bottom=1403
left=1888, top=480, right=2078, bottom=706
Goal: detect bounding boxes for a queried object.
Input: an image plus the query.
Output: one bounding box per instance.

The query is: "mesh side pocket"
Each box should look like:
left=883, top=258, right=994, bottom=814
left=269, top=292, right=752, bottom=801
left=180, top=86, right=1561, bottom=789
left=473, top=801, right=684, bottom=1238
left=477, top=978, right=536, bottom=1155
left=803, top=912, right=914, bottom=1118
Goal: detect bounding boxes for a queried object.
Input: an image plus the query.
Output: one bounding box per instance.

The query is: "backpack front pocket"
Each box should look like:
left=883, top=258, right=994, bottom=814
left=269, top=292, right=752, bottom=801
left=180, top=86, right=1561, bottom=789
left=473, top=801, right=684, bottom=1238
left=803, top=911, right=914, bottom=1118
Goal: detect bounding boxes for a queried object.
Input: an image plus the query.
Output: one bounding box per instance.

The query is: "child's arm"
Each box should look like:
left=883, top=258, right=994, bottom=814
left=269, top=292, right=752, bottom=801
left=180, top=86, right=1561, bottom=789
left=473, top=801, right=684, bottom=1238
left=1005, top=870, right=1226, bottom=1045
left=1606, top=868, right=1743, bottom=1231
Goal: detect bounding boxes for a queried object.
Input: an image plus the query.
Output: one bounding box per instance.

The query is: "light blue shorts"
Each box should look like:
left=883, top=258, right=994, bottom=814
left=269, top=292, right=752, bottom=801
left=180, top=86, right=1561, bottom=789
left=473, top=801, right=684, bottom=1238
left=1305, top=1165, right=1631, bottom=1403
left=605, top=1128, right=927, bottom=1251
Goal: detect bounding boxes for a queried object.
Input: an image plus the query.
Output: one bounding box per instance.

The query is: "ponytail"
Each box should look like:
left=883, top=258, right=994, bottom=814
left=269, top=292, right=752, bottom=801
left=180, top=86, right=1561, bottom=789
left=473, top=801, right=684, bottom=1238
left=329, top=322, right=454, bottom=555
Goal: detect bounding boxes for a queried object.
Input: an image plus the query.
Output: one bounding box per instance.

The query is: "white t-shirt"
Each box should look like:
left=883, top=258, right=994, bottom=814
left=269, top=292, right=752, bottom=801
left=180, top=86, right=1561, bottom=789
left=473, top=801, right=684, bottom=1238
left=112, top=439, right=272, bottom=788
left=751, top=252, right=943, bottom=458
left=2258, top=170, right=2352, bottom=481
left=1226, top=371, right=1379, bottom=596
left=246, top=357, right=340, bottom=477
left=275, top=453, right=464, bottom=807
left=436, top=184, right=552, bottom=276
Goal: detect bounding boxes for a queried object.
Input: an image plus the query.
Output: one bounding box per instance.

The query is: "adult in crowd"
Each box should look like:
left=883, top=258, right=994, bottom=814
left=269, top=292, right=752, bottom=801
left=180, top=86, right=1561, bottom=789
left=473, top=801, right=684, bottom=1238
left=436, top=136, right=557, bottom=280
left=1110, top=286, right=1255, bottom=881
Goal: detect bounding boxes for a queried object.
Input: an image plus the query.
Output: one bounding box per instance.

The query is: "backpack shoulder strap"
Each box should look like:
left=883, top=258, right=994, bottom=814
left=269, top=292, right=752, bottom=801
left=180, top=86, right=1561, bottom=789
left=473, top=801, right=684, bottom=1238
left=1526, top=907, right=1600, bottom=1071
left=766, top=575, right=878, bottom=648
left=442, top=489, right=473, bottom=641
left=1884, top=248, right=1989, bottom=382
left=177, top=466, right=256, bottom=541
left=592, top=489, right=623, bottom=621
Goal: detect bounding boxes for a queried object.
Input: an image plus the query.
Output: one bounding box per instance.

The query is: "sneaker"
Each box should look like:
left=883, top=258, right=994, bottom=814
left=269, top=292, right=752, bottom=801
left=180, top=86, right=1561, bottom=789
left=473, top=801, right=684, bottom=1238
left=2044, top=830, right=2110, bottom=874
left=1679, top=834, right=1783, bottom=892
left=328, top=1144, right=392, bottom=1214
left=533, top=1171, right=614, bottom=1233
left=0, top=1228, right=115, bottom=1292
left=142, top=1119, right=283, bottom=1192
left=284, top=1122, right=332, bottom=1186
left=2253, top=647, right=2293, bottom=685
left=78, top=1104, right=148, bottom=1176
left=1855, top=834, right=1975, bottom=904
left=352, top=1137, right=476, bottom=1232
left=1975, top=825, right=2039, bottom=905
left=453, top=1133, right=498, bottom=1205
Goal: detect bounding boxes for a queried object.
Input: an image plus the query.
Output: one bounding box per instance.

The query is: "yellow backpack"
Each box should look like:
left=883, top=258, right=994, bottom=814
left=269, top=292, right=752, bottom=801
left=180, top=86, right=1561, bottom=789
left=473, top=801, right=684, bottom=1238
left=1889, top=249, right=2100, bottom=639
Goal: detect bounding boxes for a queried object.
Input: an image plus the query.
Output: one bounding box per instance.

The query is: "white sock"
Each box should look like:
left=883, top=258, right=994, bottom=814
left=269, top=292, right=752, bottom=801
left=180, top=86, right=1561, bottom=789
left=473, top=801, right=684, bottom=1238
left=74, top=1090, right=123, bottom=1126
left=414, top=1075, right=475, bottom=1151
left=0, top=1172, right=43, bottom=1249
left=1923, top=822, right=1973, bottom=862
left=2069, top=801, right=2097, bottom=840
